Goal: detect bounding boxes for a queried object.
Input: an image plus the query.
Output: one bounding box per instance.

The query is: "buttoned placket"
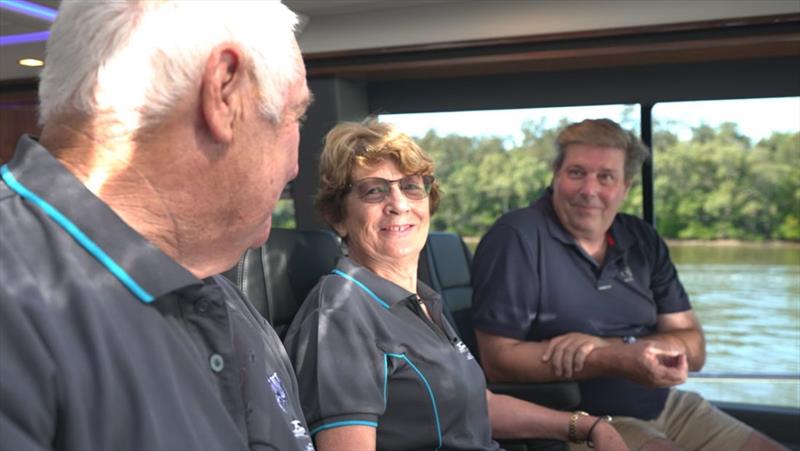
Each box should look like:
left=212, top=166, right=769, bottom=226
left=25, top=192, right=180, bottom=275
left=179, top=283, right=247, bottom=432
left=407, top=295, right=461, bottom=351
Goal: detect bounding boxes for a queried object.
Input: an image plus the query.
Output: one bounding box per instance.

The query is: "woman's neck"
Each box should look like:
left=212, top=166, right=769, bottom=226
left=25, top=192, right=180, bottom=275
left=349, top=252, right=418, bottom=294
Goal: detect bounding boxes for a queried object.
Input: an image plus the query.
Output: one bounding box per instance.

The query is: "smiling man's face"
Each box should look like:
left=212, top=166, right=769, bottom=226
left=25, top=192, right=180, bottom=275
left=551, top=143, right=631, bottom=242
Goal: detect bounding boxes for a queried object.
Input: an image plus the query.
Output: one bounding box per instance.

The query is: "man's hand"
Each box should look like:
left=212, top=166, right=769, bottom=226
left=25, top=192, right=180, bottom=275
left=541, top=333, right=688, bottom=386
left=621, top=340, right=688, bottom=388
left=542, top=333, right=611, bottom=377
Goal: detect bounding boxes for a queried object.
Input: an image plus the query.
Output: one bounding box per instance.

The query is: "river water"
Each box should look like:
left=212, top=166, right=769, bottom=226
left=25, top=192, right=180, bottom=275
left=668, top=243, right=800, bottom=408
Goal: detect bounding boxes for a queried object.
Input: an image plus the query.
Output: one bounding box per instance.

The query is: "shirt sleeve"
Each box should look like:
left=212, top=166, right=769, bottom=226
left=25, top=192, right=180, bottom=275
left=286, top=284, right=386, bottom=435
left=648, top=228, right=692, bottom=314
left=471, top=222, right=540, bottom=340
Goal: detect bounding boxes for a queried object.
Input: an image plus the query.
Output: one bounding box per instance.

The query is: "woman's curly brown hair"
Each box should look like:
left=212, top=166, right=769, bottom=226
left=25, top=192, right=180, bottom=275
left=316, top=118, right=440, bottom=227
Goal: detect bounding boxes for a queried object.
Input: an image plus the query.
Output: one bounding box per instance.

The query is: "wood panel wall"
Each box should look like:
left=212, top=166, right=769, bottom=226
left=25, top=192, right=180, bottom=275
left=0, top=84, right=39, bottom=164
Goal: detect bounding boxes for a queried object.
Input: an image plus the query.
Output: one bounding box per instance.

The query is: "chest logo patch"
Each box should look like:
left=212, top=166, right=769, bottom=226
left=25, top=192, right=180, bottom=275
left=291, top=419, right=308, bottom=438
left=455, top=339, right=475, bottom=360
left=268, top=372, right=288, bottom=413
left=620, top=265, right=635, bottom=283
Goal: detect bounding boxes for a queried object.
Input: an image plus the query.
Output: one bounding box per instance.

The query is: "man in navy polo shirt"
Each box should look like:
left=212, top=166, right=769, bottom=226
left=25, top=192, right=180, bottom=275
left=471, top=119, right=784, bottom=451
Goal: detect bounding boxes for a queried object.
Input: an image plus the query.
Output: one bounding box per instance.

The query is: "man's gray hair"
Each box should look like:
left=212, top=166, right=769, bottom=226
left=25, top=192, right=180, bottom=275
left=39, top=0, right=300, bottom=133
left=553, top=118, right=650, bottom=182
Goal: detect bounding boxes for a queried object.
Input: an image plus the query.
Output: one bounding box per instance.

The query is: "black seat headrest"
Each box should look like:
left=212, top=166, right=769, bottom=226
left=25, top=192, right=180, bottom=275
left=223, top=228, right=342, bottom=339
left=418, top=231, right=478, bottom=358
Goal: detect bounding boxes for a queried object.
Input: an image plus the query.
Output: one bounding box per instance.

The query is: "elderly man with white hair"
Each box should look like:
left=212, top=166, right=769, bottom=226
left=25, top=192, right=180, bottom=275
left=0, top=1, right=313, bottom=450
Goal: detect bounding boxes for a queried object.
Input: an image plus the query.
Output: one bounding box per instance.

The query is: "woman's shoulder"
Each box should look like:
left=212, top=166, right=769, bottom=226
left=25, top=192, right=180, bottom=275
left=303, top=273, right=374, bottom=315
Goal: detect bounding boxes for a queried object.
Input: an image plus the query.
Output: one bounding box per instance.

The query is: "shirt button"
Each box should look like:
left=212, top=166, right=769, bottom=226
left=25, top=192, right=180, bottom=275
left=209, top=353, right=225, bottom=372
left=196, top=299, right=210, bottom=313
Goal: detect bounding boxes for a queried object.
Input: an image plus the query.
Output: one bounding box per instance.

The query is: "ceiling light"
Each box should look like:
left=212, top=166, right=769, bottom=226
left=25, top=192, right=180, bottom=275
left=0, top=31, right=50, bottom=46
left=18, top=58, right=43, bottom=67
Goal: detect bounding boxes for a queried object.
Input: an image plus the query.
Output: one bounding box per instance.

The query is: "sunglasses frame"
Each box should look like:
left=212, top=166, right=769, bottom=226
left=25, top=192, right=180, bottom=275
left=348, top=174, right=434, bottom=203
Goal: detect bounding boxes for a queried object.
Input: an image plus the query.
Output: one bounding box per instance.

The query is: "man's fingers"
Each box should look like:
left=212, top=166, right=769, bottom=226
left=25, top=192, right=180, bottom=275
left=542, top=335, right=568, bottom=361
left=542, top=340, right=555, bottom=362
left=551, top=341, right=566, bottom=376
left=574, top=342, right=594, bottom=372
left=562, top=345, right=575, bottom=378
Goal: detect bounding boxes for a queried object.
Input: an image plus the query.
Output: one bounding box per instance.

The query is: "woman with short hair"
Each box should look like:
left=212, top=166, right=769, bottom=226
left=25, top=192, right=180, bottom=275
left=284, top=119, right=627, bottom=451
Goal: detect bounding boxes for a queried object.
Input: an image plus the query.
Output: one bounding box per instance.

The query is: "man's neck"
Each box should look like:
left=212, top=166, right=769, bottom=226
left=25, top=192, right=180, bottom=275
left=575, top=234, right=609, bottom=266
left=40, top=120, right=237, bottom=279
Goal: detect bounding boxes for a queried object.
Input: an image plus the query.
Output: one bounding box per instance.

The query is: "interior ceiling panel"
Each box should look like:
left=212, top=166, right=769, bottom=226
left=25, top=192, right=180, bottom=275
left=1, top=0, right=798, bottom=83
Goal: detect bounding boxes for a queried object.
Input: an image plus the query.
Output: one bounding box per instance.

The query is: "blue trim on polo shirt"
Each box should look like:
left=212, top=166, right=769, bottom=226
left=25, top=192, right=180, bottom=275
left=331, top=269, right=390, bottom=309
left=1, top=164, right=154, bottom=303
left=383, top=353, right=389, bottom=406
left=386, top=352, right=442, bottom=450
left=310, top=420, right=378, bottom=436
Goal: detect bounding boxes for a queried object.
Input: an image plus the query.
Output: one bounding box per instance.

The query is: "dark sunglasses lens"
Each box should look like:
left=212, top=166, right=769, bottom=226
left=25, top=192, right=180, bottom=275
left=400, top=176, right=429, bottom=200
left=356, top=178, right=389, bottom=202
left=354, top=175, right=433, bottom=203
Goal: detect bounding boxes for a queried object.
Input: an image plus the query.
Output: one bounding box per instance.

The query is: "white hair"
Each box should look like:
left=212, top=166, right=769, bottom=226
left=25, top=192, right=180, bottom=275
left=39, top=0, right=300, bottom=132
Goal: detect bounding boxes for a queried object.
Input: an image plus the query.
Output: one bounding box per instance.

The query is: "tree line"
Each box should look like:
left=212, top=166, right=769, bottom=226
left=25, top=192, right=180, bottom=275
left=416, top=120, right=799, bottom=241
left=272, top=120, right=798, bottom=241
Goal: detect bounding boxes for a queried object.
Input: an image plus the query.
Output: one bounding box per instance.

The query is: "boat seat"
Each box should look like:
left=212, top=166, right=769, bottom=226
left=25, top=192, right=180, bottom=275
left=222, top=227, right=342, bottom=339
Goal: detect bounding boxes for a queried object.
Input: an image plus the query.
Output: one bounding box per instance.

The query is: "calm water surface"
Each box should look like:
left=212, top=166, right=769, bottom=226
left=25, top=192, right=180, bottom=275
left=667, top=243, right=799, bottom=407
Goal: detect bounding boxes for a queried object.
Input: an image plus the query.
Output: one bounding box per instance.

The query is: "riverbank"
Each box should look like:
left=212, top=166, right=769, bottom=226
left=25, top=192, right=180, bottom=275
left=666, top=239, right=800, bottom=249
left=462, top=236, right=800, bottom=250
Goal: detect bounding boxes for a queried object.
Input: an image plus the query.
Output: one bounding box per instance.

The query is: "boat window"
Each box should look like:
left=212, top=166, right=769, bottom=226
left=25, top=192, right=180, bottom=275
left=652, top=97, right=800, bottom=408
left=272, top=186, right=296, bottom=229
left=381, top=104, right=641, bottom=241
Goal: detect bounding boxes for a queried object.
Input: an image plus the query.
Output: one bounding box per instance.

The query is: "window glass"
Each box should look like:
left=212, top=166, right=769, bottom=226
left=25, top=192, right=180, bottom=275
left=272, top=185, right=296, bottom=229
left=652, top=97, right=800, bottom=407
left=381, top=104, right=641, bottom=245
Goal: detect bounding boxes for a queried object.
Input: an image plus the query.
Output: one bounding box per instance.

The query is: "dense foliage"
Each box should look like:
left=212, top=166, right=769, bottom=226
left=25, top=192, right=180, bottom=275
left=272, top=121, right=798, bottom=241
left=417, top=121, right=799, bottom=241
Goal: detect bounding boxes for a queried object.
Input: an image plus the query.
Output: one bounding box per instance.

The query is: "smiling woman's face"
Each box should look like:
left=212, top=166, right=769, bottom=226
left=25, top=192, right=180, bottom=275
left=334, top=159, right=430, bottom=271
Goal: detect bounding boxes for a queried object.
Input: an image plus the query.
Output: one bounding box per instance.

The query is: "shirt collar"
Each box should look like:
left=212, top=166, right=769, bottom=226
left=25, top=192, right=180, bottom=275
left=4, top=136, right=201, bottom=301
left=334, top=256, right=441, bottom=308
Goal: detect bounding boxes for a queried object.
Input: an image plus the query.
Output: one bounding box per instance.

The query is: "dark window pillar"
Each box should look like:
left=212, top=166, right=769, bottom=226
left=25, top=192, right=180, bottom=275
left=294, top=77, right=368, bottom=230
left=640, top=103, right=654, bottom=227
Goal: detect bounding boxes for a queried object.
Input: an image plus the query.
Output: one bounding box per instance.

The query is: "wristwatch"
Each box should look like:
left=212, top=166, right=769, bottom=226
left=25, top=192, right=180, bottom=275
left=568, top=411, right=589, bottom=443
left=622, top=335, right=638, bottom=344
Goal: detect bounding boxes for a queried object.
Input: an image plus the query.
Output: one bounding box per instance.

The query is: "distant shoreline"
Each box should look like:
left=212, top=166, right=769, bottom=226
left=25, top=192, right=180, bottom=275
left=665, top=239, right=800, bottom=249
left=462, top=236, right=800, bottom=249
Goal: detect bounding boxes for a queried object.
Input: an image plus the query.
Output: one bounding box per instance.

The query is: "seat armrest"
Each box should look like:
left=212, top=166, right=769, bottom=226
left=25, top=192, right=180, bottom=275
left=488, top=381, right=581, bottom=410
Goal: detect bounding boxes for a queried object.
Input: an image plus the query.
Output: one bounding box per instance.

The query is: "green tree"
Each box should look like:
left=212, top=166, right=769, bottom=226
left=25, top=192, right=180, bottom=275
left=412, top=120, right=797, bottom=242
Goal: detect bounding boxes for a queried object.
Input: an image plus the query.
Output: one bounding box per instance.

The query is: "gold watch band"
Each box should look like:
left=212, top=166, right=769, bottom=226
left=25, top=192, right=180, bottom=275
left=568, top=411, right=589, bottom=443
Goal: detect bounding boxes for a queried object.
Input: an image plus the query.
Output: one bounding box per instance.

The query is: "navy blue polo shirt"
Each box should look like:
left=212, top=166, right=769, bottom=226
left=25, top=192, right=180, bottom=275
left=0, top=136, right=314, bottom=451
left=471, top=189, right=691, bottom=420
left=284, top=257, right=500, bottom=451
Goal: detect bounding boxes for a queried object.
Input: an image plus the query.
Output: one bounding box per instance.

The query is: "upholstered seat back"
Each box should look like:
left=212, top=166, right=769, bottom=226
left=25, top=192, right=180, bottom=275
left=417, top=231, right=479, bottom=360
left=223, top=228, right=341, bottom=338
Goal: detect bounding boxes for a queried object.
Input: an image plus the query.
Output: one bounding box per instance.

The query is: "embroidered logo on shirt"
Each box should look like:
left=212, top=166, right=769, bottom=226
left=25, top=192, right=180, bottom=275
left=268, top=372, right=288, bottom=413
left=291, top=419, right=308, bottom=438
left=455, top=339, right=475, bottom=360
left=620, top=265, right=635, bottom=283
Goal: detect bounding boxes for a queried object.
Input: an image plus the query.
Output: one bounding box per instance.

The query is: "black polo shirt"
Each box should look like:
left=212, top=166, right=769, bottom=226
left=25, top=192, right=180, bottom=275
left=284, top=257, right=500, bottom=451
left=0, top=136, right=314, bottom=451
left=472, top=189, right=691, bottom=420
